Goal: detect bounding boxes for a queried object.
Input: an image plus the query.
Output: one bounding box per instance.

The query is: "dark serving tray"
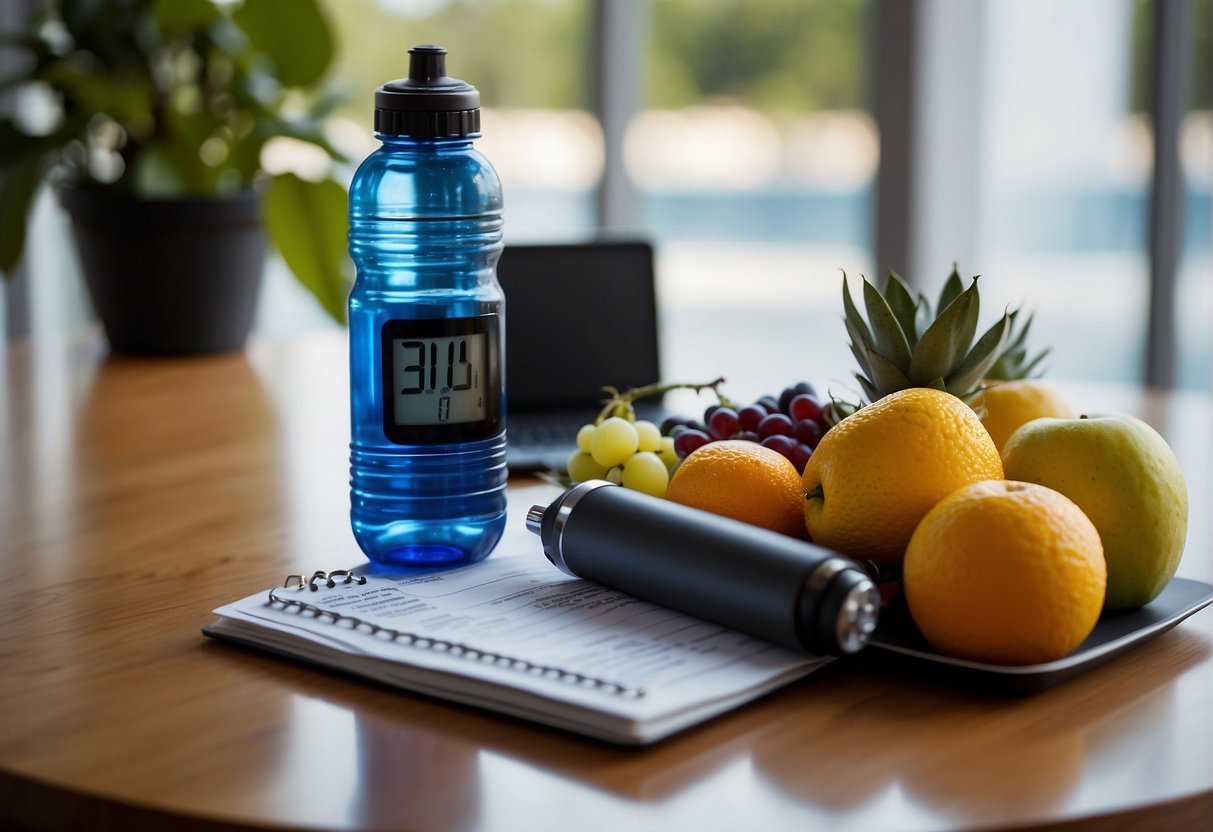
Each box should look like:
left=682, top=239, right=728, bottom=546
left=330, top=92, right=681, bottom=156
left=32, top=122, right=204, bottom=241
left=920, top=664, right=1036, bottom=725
left=864, top=577, right=1213, bottom=694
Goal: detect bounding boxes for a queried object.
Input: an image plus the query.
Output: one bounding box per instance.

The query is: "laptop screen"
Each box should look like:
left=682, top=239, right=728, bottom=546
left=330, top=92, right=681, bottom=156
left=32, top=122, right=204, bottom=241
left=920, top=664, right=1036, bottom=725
left=497, top=241, right=660, bottom=413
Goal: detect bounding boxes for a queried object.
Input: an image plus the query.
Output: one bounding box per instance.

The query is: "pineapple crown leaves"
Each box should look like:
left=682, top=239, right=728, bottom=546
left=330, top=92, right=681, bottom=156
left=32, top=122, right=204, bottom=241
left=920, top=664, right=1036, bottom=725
left=842, top=266, right=1012, bottom=404
left=984, top=308, right=1052, bottom=380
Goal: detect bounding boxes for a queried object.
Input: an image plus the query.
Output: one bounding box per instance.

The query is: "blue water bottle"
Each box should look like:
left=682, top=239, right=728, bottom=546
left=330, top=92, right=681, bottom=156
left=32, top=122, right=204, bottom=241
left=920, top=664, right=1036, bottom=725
left=348, top=44, right=507, bottom=568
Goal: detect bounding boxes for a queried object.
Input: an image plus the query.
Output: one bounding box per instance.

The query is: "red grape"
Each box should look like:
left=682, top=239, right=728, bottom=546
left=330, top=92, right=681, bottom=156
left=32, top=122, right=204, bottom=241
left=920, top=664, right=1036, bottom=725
left=793, top=418, right=823, bottom=448
left=757, top=412, right=794, bottom=438
left=660, top=416, right=687, bottom=435
left=777, top=388, right=797, bottom=413
left=789, top=442, right=813, bottom=473
left=788, top=393, right=824, bottom=423
left=707, top=407, right=739, bottom=440
left=756, top=396, right=780, bottom=414
left=673, top=429, right=712, bottom=458
left=737, top=404, right=766, bottom=432
left=760, top=434, right=797, bottom=457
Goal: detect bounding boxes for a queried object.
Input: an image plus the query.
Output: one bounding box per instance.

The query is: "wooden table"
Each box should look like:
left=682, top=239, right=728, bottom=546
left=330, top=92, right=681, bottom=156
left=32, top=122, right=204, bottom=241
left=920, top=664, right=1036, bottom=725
left=2, top=330, right=1211, bottom=831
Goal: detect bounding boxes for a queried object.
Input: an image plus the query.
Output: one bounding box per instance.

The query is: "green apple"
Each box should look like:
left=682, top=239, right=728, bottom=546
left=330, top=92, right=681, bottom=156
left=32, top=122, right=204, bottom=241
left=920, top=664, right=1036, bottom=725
left=1001, top=414, right=1188, bottom=610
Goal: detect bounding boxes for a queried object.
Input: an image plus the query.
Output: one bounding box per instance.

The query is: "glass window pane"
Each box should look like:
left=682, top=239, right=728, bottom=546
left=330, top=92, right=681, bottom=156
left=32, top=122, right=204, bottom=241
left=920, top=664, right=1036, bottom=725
left=637, top=0, right=875, bottom=402
left=1176, top=0, right=1212, bottom=390
left=976, top=0, right=1152, bottom=387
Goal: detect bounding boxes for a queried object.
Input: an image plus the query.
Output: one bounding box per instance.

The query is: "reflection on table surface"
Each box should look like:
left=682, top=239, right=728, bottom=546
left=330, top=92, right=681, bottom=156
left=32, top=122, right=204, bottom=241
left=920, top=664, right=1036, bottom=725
left=1, top=330, right=1211, bottom=832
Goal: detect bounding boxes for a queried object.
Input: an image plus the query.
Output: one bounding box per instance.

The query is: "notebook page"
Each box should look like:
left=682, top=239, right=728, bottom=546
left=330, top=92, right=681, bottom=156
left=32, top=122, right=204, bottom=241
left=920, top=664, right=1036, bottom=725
left=212, top=559, right=828, bottom=736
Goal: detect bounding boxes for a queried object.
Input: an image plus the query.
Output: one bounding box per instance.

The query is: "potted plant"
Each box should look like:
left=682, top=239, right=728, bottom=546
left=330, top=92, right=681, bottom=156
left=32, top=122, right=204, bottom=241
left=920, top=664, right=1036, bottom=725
left=0, top=0, right=351, bottom=354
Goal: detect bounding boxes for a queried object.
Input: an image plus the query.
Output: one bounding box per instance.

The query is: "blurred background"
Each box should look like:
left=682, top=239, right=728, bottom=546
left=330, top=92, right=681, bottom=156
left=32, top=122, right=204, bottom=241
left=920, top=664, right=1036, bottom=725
left=4, top=0, right=1210, bottom=397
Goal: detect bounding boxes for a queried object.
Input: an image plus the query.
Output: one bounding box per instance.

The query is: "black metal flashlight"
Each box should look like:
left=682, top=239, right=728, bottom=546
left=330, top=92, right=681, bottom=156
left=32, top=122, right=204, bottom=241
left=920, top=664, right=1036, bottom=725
left=526, top=481, right=879, bottom=656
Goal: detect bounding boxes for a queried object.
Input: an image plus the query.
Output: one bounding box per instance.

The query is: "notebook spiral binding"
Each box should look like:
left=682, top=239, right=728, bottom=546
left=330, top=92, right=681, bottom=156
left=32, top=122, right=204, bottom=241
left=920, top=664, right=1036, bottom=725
left=284, top=570, right=368, bottom=591
left=267, top=571, right=645, bottom=699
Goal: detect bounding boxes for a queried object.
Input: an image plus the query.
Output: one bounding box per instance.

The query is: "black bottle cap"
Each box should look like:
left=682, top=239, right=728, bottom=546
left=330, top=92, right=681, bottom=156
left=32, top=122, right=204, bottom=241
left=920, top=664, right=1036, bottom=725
left=374, top=44, right=482, bottom=137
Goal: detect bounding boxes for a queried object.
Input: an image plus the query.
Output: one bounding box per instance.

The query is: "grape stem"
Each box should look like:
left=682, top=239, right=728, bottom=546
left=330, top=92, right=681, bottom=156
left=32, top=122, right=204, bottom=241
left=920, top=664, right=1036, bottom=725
left=595, top=377, right=731, bottom=423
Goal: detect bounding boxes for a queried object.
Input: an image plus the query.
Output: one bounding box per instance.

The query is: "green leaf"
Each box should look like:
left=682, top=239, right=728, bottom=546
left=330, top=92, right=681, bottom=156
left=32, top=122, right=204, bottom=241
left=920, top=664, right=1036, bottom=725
left=1017, top=348, right=1051, bottom=379
left=866, top=348, right=913, bottom=396
left=223, top=132, right=267, bottom=183
left=1002, top=309, right=1027, bottom=349
left=945, top=312, right=1011, bottom=395
left=233, top=0, right=334, bottom=87
left=842, top=273, right=873, bottom=344
left=936, top=265, right=965, bottom=314
left=913, top=295, right=930, bottom=339
left=987, top=309, right=1052, bottom=380
left=263, top=173, right=350, bottom=323
left=844, top=316, right=874, bottom=379
left=856, top=375, right=881, bottom=404
left=153, top=0, right=221, bottom=33
left=991, top=347, right=1025, bottom=377
left=862, top=276, right=912, bottom=373
left=882, top=270, right=920, bottom=349
left=0, top=159, right=45, bottom=276
left=0, top=120, right=81, bottom=274
left=155, top=106, right=221, bottom=193
left=842, top=273, right=875, bottom=379
left=909, top=278, right=980, bottom=385
left=42, top=64, right=155, bottom=136
left=132, top=142, right=189, bottom=197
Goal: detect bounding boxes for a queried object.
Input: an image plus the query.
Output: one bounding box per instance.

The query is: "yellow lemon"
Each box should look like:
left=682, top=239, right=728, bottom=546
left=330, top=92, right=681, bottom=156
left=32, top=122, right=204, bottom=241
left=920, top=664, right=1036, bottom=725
left=803, top=388, right=1003, bottom=566
left=904, top=479, right=1106, bottom=665
left=972, top=379, right=1076, bottom=453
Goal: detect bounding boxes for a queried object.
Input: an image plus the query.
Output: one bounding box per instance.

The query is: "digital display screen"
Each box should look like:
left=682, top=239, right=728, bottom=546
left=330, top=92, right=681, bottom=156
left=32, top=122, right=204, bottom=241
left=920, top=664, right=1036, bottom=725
left=391, top=333, right=487, bottom=425
left=380, top=315, right=501, bottom=445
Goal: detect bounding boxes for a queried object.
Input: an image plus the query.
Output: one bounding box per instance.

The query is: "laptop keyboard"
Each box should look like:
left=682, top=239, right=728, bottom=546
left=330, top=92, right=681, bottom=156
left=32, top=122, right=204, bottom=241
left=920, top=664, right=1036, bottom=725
left=509, top=411, right=588, bottom=445
left=506, top=411, right=584, bottom=472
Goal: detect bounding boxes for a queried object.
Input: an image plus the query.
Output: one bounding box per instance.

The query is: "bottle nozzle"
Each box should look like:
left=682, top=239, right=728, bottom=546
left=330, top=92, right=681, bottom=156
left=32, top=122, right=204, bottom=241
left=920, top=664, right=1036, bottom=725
left=409, top=45, right=447, bottom=82
left=376, top=44, right=480, bottom=137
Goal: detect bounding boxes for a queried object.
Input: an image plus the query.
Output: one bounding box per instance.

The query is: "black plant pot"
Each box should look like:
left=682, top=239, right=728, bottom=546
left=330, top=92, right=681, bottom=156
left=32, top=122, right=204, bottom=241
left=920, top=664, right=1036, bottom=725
left=60, top=188, right=267, bottom=355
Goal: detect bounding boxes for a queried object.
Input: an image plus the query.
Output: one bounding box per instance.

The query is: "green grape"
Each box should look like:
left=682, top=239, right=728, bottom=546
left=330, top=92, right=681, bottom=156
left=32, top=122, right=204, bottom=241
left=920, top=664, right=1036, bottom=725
left=621, top=451, right=669, bottom=497
left=567, top=450, right=609, bottom=484
left=656, top=435, right=680, bottom=472
left=590, top=416, right=639, bottom=467
left=606, top=466, right=624, bottom=485
left=576, top=423, right=596, bottom=453
left=634, top=420, right=662, bottom=452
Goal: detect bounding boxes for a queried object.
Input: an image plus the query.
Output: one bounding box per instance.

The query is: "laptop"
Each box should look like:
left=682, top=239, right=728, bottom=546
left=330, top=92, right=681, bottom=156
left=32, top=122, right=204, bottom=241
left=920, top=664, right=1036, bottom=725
left=499, top=240, right=669, bottom=472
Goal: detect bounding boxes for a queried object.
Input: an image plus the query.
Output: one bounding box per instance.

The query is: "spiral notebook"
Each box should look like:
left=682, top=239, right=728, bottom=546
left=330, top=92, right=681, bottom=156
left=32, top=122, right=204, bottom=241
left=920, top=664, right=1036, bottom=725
left=205, top=509, right=829, bottom=745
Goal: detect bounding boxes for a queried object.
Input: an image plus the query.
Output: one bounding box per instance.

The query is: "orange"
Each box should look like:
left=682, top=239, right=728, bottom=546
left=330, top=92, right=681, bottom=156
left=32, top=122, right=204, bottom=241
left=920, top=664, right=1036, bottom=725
left=666, top=440, right=806, bottom=538
left=803, top=388, right=1003, bottom=567
left=972, top=379, right=1076, bottom=453
left=903, top=479, right=1106, bottom=665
